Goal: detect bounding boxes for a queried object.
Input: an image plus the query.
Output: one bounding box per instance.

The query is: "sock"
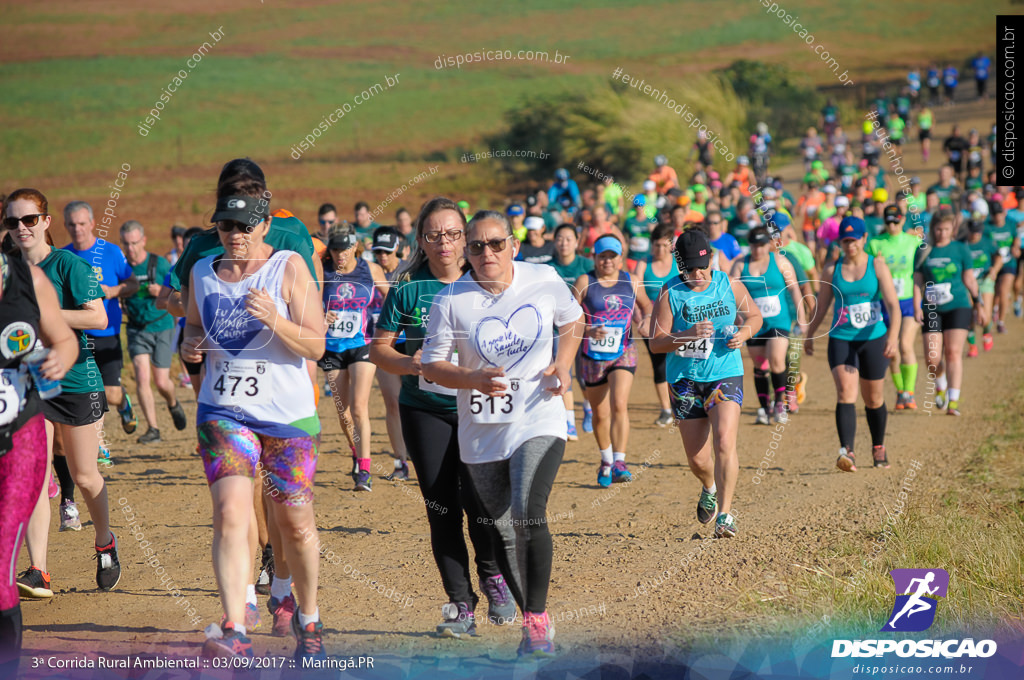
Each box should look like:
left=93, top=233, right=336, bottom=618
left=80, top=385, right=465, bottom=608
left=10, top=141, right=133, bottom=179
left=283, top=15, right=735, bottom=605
left=967, top=330, right=976, bottom=345
left=583, top=400, right=592, bottom=414
left=936, top=374, right=948, bottom=393
left=298, top=608, right=320, bottom=628
left=948, top=388, right=961, bottom=403
left=865, top=405, right=887, bottom=447
left=271, top=575, right=293, bottom=600
left=836, top=403, right=857, bottom=451
left=394, top=459, right=404, bottom=470
left=704, top=483, right=717, bottom=494
left=891, top=370, right=904, bottom=393
left=600, top=446, right=613, bottom=465
left=232, top=623, right=246, bottom=636
left=246, top=584, right=257, bottom=606
left=358, top=457, right=371, bottom=472
left=613, top=452, right=626, bottom=463
left=900, top=363, right=917, bottom=395
left=771, top=371, right=788, bottom=406
left=754, top=368, right=770, bottom=409
left=53, top=455, right=75, bottom=503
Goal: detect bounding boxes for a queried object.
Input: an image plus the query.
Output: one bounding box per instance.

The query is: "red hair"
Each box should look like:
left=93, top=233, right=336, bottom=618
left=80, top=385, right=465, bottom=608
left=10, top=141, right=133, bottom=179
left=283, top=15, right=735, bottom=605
left=3, top=188, right=49, bottom=218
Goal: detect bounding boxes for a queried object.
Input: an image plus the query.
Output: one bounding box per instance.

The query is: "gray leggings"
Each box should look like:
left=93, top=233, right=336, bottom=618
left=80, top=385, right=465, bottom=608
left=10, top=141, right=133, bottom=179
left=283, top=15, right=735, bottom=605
left=464, top=436, right=564, bottom=614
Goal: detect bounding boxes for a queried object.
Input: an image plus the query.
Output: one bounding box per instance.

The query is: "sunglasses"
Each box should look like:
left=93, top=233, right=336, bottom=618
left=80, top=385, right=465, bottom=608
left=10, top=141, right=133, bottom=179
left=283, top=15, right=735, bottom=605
left=318, top=218, right=336, bottom=226
left=422, top=229, right=464, bottom=244
left=3, top=213, right=46, bottom=230
left=216, top=220, right=257, bottom=234
left=466, top=235, right=513, bottom=256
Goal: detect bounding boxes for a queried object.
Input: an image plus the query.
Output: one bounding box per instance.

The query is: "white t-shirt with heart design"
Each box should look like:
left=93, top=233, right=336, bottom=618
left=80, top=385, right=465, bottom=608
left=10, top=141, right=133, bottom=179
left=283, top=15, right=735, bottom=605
left=422, top=262, right=583, bottom=464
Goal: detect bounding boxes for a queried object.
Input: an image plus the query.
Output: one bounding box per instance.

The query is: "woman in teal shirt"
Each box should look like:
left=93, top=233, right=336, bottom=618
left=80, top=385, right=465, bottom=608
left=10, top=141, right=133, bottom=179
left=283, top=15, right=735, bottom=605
left=633, top=224, right=679, bottom=427
left=806, top=217, right=900, bottom=472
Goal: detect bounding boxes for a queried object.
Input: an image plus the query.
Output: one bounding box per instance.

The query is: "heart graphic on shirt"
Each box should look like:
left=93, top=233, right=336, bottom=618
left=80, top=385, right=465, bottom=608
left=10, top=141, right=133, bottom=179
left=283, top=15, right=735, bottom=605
left=202, top=293, right=266, bottom=356
left=473, top=304, right=542, bottom=371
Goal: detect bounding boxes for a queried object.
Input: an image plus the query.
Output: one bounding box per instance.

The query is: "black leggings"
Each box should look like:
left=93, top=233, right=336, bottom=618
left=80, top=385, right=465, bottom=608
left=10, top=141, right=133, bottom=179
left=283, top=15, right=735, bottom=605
left=464, top=436, right=564, bottom=614
left=399, top=403, right=500, bottom=605
left=643, top=339, right=667, bottom=385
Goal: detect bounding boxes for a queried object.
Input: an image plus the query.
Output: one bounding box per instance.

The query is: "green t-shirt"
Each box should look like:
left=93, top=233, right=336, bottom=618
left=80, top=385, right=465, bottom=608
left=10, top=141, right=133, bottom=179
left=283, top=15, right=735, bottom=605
left=375, top=262, right=456, bottom=413
left=889, top=117, right=906, bottom=140
left=965, top=235, right=999, bottom=280
left=864, top=216, right=885, bottom=237
left=124, top=254, right=174, bottom=331
left=916, top=241, right=974, bottom=312
left=780, top=241, right=815, bottom=283
left=549, top=255, right=594, bottom=290
left=985, top=221, right=1018, bottom=269
left=603, top=184, right=624, bottom=216
left=867, top=231, right=920, bottom=300
left=623, top=216, right=653, bottom=261
left=728, top=216, right=752, bottom=247
left=169, top=215, right=318, bottom=290
left=37, top=249, right=104, bottom=394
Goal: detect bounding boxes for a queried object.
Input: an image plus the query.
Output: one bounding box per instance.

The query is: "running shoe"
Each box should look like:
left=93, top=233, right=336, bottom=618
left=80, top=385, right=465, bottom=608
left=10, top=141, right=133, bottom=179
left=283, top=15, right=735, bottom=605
left=1015, top=296, right=1023, bottom=318
left=178, top=372, right=191, bottom=388
left=597, top=464, right=612, bottom=488
left=904, top=394, right=917, bottom=410
left=517, top=611, right=555, bottom=658
left=894, top=392, right=906, bottom=411
left=47, top=471, right=58, bottom=499
left=268, top=593, right=296, bottom=637
left=385, top=461, right=410, bottom=481
left=772, top=401, right=789, bottom=424
left=354, top=469, right=372, bottom=491
left=714, top=512, right=737, bottom=538
left=947, top=400, right=961, bottom=416
left=436, top=602, right=477, bottom=638
left=323, top=381, right=333, bottom=397
left=983, top=333, right=994, bottom=351
left=482, top=575, right=517, bottom=625
left=169, top=401, right=188, bottom=431
left=246, top=602, right=261, bottom=629
left=654, top=410, right=674, bottom=427
left=94, top=532, right=121, bottom=591
left=202, top=622, right=254, bottom=659
left=872, top=445, right=890, bottom=469
left=755, top=408, right=770, bottom=425
left=255, top=544, right=274, bottom=595
left=59, top=500, right=82, bottom=532
left=16, top=567, right=53, bottom=599
left=935, top=390, right=947, bottom=410
left=795, top=372, right=808, bottom=405
left=997, top=320, right=1007, bottom=334
left=966, top=343, right=978, bottom=358
left=836, top=447, right=857, bottom=473
left=293, top=616, right=327, bottom=662
left=582, top=405, right=593, bottom=433
left=787, top=389, right=799, bottom=415
left=696, top=488, right=718, bottom=524
left=118, top=395, right=137, bottom=435
left=97, top=445, right=113, bottom=467
left=610, top=461, right=632, bottom=483
left=566, top=421, right=578, bottom=441
left=137, top=427, right=161, bottom=444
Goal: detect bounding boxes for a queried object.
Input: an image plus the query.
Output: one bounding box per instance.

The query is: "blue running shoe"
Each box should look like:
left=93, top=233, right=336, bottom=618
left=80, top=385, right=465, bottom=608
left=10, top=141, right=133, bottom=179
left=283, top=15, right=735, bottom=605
left=566, top=422, right=578, bottom=441
left=98, top=445, right=113, bottom=467
left=582, top=406, right=593, bottom=433
left=597, top=464, right=612, bottom=488
left=611, top=460, right=632, bottom=483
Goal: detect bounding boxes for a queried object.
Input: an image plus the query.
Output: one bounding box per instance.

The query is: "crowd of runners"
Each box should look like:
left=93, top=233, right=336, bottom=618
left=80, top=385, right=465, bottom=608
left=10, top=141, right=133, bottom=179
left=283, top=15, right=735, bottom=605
left=0, top=73, right=1014, bottom=669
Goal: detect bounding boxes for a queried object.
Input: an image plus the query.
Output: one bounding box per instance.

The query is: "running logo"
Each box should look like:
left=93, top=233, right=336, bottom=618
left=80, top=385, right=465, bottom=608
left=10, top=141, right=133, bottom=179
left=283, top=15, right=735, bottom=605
left=881, top=568, right=949, bottom=632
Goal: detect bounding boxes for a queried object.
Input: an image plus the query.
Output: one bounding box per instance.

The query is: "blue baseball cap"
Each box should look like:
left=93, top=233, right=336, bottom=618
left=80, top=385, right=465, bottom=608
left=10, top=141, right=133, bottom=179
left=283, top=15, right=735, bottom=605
left=506, top=204, right=524, bottom=216
left=633, top=195, right=646, bottom=207
left=766, top=211, right=791, bottom=231
left=839, top=216, right=866, bottom=240
left=555, top=168, right=569, bottom=181
left=593, top=235, right=623, bottom=256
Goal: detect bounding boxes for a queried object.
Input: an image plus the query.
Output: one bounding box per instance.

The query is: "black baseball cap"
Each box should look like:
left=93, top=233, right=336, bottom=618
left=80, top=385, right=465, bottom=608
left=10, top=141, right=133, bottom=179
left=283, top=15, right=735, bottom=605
left=748, top=226, right=773, bottom=246
left=526, top=195, right=538, bottom=207
left=327, top=231, right=358, bottom=251
left=883, top=205, right=903, bottom=223
left=211, top=194, right=269, bottom=225
left=371, top=226, right=401, bottom=252
left=674, top=229, right=712, bottom=270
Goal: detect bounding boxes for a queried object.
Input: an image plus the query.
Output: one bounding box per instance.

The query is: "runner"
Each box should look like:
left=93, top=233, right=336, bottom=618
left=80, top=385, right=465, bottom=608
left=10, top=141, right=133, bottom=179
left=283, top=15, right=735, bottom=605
left=914, top=211, right=980, bottom=416
left=421, top=209, right=585, bottom=657
left=917, top=105, right=934, bottom=162
left=806, top=217, right=901, bottom=471
left=986, top=201, right=1021, bottom=334
left=865, top=206, right=925, bottom=410
left=622, top=199, right=654, bottom=272
left=320, top=226, right=389, bottom=491
left=181, top=171, right=327, bottom=661
left=963, top=216, right=1002, bottom=357
left=549, top=223, right=594, bottom=437
left=0, top=238, right=79, bottom=676
left=634, top=224, right=679, bottom=427
left=517, top=216, right=555, bottom=265
left=771, top=212, right=817, bottom=409
left=730, top=227, right=806, bottom=424
left=5, top=189, right=121, bottom=600
left=650, top=228, right=763, bottom=538
left=573, top=236, right=653, bottom=488
left=370, top=197, right=515, bottom=639
left=649, top=155, right=679, bottom=195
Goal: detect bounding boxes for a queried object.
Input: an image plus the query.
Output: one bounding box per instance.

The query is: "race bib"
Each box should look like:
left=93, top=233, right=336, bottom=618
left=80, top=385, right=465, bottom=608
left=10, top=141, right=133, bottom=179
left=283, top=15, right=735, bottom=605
left=999, top=246, right=1012, bottom=259
left=328, top=311, right=362, bottom=339
left=845, top=301, right=882, bottom=329
left=0, top=369, right=28, bottom=427
left=590, top=326, right=624, bottom=355
left=420, top=351, right=458, bottom=396
left=206, top=359, right=272, bottom=407
left=629, top=236, right=650, bottom=254
left=892, top=277, right=908, bottom=299
left=754, top=296, right=782, bottom=319
left=676, top=337, right=713, bottom=360
left=925, top=282, right=954, bottom=305
left=468, top=377, right=527, bottom=424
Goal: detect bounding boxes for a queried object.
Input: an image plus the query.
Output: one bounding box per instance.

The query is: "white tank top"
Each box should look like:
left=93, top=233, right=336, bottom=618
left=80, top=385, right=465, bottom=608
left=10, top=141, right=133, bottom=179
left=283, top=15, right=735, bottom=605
left=194, top=250, right=319, bottom=438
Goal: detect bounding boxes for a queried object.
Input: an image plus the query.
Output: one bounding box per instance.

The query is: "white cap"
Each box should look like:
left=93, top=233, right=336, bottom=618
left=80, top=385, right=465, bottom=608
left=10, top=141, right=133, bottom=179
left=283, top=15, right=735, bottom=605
left=971, top=197, right=989, bottom=217
left=835, top=195, right=850, bottom=208
left=524, top=216, right=545, bottom=231
left=643, top=179, right=656, bottom=192
left=762, top=200, right=777, bottom=210
left=763, top=187, right=777, bottom=199
left=823, top=184, right=837, bottom=194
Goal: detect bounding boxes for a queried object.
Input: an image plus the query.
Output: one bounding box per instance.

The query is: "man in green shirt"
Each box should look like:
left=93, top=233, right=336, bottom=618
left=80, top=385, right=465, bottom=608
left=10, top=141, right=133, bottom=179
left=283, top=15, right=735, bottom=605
left=354, top=201, right=382, bottom=250
left=120, top=221, right=186, bottom=444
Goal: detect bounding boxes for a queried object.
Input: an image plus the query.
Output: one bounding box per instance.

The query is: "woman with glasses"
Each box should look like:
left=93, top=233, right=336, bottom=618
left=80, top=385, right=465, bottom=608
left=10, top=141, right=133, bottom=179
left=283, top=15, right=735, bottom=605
left=650, top=229, right=762, bottom=538
left=422, top=210, right=584, bottom=657
left=634, top=224, right=679, bottom=427
left=4, top=189, right=122, bottom=601
left=181, top=167, right=327, bottom=661
left=573, top=235, right=653, bottom=488
left=370, top=199, right=514, bottom=639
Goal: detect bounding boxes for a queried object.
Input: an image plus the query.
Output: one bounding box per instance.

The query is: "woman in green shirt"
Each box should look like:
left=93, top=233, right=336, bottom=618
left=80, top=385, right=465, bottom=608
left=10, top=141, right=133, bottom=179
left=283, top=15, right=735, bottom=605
left=913, top=212, right=980, bottom=416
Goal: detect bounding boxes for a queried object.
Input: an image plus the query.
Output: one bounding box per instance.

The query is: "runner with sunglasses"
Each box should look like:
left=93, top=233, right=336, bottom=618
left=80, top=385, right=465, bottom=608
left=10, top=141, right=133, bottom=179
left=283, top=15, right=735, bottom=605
left=634, top=224, right=679, bottom=427
left=650, top=229, right=762, bottom=538
left=422, top=209, right=584, bottom=657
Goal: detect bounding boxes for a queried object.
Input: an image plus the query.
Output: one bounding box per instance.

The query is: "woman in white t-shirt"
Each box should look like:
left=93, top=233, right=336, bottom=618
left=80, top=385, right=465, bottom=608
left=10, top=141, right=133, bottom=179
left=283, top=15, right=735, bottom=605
left=422, top=210, right=584, bottom=659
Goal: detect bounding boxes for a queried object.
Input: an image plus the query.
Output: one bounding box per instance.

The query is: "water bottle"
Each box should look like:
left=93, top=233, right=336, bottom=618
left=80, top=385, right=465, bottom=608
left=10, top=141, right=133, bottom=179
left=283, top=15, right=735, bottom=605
left=23, top=348, right=63, bottom=400
left=721, top=324, right=739, bottom=343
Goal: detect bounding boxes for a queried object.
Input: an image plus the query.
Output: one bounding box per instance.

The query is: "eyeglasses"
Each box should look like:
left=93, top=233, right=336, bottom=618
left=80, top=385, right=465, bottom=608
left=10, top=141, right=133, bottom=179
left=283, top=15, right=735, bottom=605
left=3, top=214, right=46, bottom=230
left=708, top=220, right=722, bottom=226
left=466, top=235, right=514, bottom=256
left=422, top=229, right=464, bottom=244
left=216, top=220, right=257, bottom=234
